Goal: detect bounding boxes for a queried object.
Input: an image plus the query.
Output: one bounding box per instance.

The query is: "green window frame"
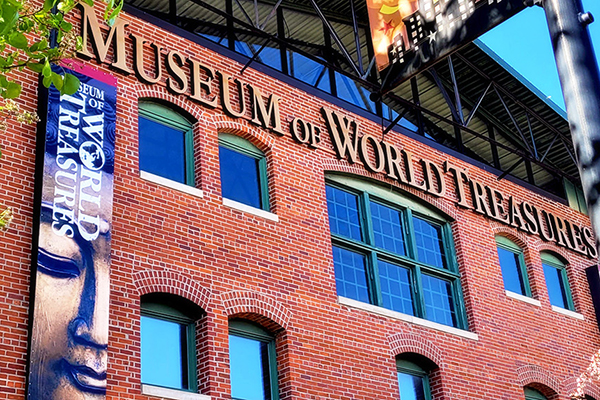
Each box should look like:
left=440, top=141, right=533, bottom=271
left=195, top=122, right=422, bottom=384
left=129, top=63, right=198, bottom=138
left=140, top=299, right=198, bottom=392
left=496, top=236, right=531, bottom=297
left=139, top=101, right=195, bottom=185
left=396, top=358, right=431, bottom=400
left=541, top=252, right=574, bottom=310
left=524, top=387, right=548, bottom=400
left=229, top=319, right=279, bottom=400
left=219, top=133, right=270, bottom=211
left=564, top=178, right=588, bottom=215
left=326, top=175, right=467, bottom=329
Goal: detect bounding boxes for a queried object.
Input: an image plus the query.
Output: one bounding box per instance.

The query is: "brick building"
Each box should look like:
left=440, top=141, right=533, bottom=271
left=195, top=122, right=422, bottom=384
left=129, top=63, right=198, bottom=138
left=1, top=1, right=600, bottom=400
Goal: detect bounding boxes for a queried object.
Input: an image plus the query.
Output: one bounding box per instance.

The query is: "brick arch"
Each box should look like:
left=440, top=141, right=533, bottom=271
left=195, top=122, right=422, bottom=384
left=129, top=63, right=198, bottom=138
left=564, top=376, right=600, bottom=399
left=387, top=332, right=445, bottom=368
left=516, top=364, right=562, bottom=396
left=220, top=290, right=291, bottom=333
left=133, top=269, right=212, bottom=311
left=322, top=160, right=458, bottom=220
left=211, top=115, right=276, bottom=155
left=532, top=239, right=571, bottom=263
left=128, top=83, right=209, bottom=123
left=491, top=224, right=530, bottom=250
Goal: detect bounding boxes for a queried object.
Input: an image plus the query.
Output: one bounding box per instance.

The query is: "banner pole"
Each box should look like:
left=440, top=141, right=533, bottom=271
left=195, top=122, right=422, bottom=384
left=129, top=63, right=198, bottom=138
left=542, top=0, right=600, bottom=256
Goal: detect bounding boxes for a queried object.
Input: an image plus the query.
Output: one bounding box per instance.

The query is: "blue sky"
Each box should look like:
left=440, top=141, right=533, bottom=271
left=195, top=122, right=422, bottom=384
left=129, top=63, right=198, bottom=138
left=480, top=0, right=600, bottom=111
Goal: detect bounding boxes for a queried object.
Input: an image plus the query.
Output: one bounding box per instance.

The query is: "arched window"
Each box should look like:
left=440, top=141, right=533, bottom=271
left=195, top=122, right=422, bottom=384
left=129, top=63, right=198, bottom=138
left=229, top=319, right=279, bottom=400
left=325, top=175, right=466, bottom=329
left=396, top=353, right=437, bottom=400
left=496, top=236, right=531, bottom=297
left=524, top=387, right=548, bottom=400
left=138, top=101, right=195, bottom=185
left=541, top=252, right=574, bottom=310
left=141, top=293, right=204, bottom=392
left=219, top=133, right=269, bottom=211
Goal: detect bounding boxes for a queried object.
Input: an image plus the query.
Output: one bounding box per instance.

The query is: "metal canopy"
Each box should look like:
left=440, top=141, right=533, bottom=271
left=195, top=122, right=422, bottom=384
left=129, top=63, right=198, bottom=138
left=124, top=0, right=578, bottom=200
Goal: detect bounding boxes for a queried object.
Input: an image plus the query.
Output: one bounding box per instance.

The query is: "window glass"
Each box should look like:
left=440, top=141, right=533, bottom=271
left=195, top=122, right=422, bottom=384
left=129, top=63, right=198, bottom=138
left=413, top=217, right=446, bottom=269
left=524, top=387, right=548, bottom=400
left=229, top=320, right=278, bottom=400
left=141, top=316, right=188, bottom=389
left=379, top=261, right=413, bottom=315
left=326, top=177, right=465, bottom=329
left=371, top=202, right=406, bottom=256
left=327, top=185, right=362, bottom=241
left=229, top=335, right=271, bottom=400
left=421, top=275, right=456, bottom=327
left=140, top=295, right=202, bottom=392
left=542, top=253, right=572, bottom=310
left=397, top=372, right=426, bottom=400
left=496, top=238, right=527, bottom=296
left=139, top=102, right=193, bottom=185
left=332, top=246, right=370, bottom=303
left=219, top=134, right=268, bottom=211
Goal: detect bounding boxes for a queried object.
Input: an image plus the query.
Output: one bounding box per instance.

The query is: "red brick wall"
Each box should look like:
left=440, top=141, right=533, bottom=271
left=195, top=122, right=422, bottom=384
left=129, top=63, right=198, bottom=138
left=1, top=4, right=600, bottom=399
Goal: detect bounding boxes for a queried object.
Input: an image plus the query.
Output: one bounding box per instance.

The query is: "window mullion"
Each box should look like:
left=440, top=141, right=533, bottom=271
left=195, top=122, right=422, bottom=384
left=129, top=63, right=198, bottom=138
left=268, top=340, right=280, bottom=400
left=404, top=209, right=417, bottom=259
left=370, top=251, right=382, bottom=307
left=186, top=322, right=198, bottom=391
left=412, top=263, right=426, bottom=319
left=185, top=128, right=195, bottom=186
left=561, top=267, right=575, bottom=311
left=518, top=252, right=532, bottom=297
left=259, top=157, right=270, bottom=211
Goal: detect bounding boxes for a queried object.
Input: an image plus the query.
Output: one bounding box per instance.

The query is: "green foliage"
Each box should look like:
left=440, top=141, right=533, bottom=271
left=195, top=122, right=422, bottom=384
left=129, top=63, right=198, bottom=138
left=0, top=0, right=122, bottom=99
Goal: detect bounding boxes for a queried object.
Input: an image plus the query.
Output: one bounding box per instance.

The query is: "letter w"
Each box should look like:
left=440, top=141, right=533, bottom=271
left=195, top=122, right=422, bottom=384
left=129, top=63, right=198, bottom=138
left=322, top=107, right=360, bottom=164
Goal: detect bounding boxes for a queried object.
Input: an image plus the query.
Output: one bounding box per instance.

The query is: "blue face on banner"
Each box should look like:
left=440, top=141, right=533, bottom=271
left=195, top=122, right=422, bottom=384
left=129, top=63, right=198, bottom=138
left=28, top=204, right=110, bottom=400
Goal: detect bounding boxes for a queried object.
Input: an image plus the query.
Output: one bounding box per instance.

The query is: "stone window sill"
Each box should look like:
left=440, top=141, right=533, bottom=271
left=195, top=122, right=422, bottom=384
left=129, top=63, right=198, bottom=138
left=338, top=296, right=478, bottom=340
left=505, top=290, right=541, bottom=306
left=140, top=171, right=204, bottom=198
left=223, top=198, right=279, bottom=222
left=551, top=305, right=584, bottom=320
left=142, top=384, right=210, bottom=400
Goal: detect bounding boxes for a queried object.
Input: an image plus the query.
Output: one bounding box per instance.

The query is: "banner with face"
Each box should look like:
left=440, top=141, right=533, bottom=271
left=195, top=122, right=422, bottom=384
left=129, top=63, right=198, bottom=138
left=27, top=63, right=117, bottom=400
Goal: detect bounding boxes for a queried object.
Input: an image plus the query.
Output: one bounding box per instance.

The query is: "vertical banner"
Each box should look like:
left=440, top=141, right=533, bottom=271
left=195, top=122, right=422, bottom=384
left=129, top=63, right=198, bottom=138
left=27, top=63, right=117, bottom=400
left=366, top=0, right=526, bottom=89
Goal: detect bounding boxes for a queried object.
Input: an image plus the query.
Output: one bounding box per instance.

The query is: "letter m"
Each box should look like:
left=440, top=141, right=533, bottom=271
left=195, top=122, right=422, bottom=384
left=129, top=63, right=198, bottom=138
left=322, top=107, right=360, bottom=163
left=77, top=3, right=131, bottom=74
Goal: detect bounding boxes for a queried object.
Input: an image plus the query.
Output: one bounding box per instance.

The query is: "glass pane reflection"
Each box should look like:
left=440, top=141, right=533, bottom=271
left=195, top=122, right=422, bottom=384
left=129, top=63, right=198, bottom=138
left=230, top=334, right=271, bottom=400
left=397, top=371, right=426, bottom=400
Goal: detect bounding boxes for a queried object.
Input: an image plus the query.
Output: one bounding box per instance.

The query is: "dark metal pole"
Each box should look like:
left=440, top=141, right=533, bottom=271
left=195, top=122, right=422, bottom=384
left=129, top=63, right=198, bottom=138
left=543, top=0, right=600, bottom=254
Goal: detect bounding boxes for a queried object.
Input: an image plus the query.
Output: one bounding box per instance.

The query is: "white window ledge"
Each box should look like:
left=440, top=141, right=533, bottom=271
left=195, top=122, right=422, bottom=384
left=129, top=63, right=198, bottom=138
left=223, top=198, right=279, bottom=222
left=551, top=305, right=584, bottom=320
left=142, top=384, right=211, bottom=400
left=338, top=296, right=478, bottom=341
left=140, top=171, right=204, bottom=198
left=505, top=290, right=541, bottom=307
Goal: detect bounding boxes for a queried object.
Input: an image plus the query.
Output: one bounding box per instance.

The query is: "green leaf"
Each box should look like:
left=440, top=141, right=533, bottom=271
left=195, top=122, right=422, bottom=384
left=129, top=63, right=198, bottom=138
left=42, top=60, right=51, bottom=77
left=81, top=0, right=93, bottom=6
left=8, top=32, right=27, bottom=49
left=60, top=21, right=72, bottom=31
left=51, top=72, right=63, bottom=91
left=27, top=62, right=45, bottom=73
left=43, top=0, right=56, bottom=12
left=62, top=73, right=79, bottom=95
left=42, top=75, right=52, bottom=88
left=4, top=81, right=21, bottom=98
left=0, top=76, right=8, bottom=88
left=0, top=5, right=19, bottom=36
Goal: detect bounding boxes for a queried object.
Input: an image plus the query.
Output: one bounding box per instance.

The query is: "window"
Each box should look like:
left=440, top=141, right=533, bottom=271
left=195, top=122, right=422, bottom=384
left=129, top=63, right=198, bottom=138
left=496, top=236, right=531, bottom=297
left=219, top=133, right=269, bottom=211
left=326, top=175, right=465, bottom=329
left=542, top=252, right=574, bottom=310
left=141, top=294, right=203, bottom=391
left=396, top=354, right=435, bottom=400
left=139, top=101, right=195, bottom=185
left=229, top=320, right=279, bottom=400
left=524, top=387, right=548, bottom=400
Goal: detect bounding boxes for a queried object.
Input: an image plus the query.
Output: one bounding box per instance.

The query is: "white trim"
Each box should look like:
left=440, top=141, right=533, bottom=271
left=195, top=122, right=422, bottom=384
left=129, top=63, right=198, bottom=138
left=223, top=198, right=279, bottom=222
left=140, top=171, right=204, bottom=198
left=141, top=384, right=211, bottom=400
left=551, top=305, right=585, bottom=320
left=338, top=296, right=478, bottom=341
left=505, top=290, right=541, bottom=306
